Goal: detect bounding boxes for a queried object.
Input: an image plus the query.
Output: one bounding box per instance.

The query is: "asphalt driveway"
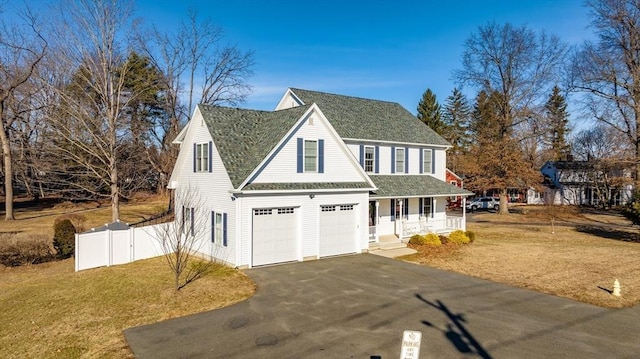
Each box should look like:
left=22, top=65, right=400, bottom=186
left=124, top=254, right=639, bottom=358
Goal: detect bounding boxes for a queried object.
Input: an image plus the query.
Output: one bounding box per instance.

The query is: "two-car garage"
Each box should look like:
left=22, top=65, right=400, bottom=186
left=251, top=203, right=358, bottom=267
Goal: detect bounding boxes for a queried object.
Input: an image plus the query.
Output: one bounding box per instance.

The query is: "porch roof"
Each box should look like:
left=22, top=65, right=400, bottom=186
left=368, top=175, right=474, bottom=198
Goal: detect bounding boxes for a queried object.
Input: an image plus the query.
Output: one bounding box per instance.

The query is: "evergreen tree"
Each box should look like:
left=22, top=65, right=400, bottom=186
left=460, top=90, right=541, bottom=210
left=417, top=88, right=446, bottom=134
left=544, top=85, right=571, bottom=160
left=442, top=88, right=471, bottom=171
left=442, top=88, right=471, bottom=151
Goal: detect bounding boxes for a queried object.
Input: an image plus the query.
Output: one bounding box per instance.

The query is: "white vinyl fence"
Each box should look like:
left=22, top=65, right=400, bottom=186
left=75, top=223, right=168, bottom=271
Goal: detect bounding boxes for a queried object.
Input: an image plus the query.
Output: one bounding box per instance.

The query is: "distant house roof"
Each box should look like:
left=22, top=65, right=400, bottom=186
left=369, top=175, right=473, bottom=198
left=289, top=88, right=451, bottom=146
left=84, top=220, right=129, bottom=233
left=200, top=104, right=311, bottom=189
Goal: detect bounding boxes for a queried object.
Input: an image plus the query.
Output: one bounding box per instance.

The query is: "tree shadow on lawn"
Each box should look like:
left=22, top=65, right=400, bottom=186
left=575, top=225, right=640, bottom=243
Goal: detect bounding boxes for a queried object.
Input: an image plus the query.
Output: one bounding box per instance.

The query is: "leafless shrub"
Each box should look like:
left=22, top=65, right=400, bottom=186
left=0, top=232, right=54, bottom=266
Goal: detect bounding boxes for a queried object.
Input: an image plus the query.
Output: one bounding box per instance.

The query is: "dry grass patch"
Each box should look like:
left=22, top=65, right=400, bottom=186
left=402, top=206, right=640, bottom=308
left=0, top=257, right=255, bottom=358
left=0, top=196, right=169, bottom=237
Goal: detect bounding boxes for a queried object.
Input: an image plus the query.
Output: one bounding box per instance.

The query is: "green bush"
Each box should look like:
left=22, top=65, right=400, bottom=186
left=53, top=219, right=76, bottom=259
left=0, top=232, right=54, bottom=266
left=448, top=230, right=470, bottom=245
left=465, top=231, right=476, bottom=242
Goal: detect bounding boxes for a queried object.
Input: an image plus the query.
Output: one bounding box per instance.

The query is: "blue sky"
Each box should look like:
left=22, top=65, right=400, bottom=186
left=141, top=1, right=592, bottom=116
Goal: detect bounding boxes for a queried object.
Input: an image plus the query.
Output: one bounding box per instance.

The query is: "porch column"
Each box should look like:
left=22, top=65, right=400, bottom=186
left=375, top=201, right=380, bottom=242
left=462, top=197, right=466, bottom=230
left=398, top=199, right=403, bottom=240
left=433, top=198, right=437, bottom=230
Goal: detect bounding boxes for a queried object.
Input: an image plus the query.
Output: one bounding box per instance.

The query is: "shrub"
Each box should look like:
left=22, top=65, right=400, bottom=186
left=438, top=235, right=448, bottom=245
left=465, top=231, right=476, bottom=242
left=55, top=213, right=87, bottom=233
left=423, top=233, right=442, bottom=246
left=409, top=234, right=425, bottom=244
left=409, top=233, right=441, bottom=246
left=0, top=232, right=54, bottom=266
left=53, top=219, right=76, bottom=259
left=448, top=230, right=470, bottom=245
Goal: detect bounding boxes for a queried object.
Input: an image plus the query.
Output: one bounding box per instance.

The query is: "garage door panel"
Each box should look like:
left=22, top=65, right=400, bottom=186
left=252, top=208, right=297, bottom=266
left=319, top=204, right=357, bottom=257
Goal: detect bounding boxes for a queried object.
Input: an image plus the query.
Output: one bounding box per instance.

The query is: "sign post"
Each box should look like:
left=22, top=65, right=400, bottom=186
left=400, top=330, right=422, bottom=359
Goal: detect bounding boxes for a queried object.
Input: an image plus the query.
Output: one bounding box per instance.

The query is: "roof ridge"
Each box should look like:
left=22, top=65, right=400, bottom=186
left=290, top=88, right=402, bottom=106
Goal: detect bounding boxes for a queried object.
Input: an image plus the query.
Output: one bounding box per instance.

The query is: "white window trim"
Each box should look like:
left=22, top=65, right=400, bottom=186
left=196, top=143, right=209, bottom=172
left=213, top=212, right=223, bottom=246
left=395, top=148, right=405, bottom=173
left=364, top=145, right=375, bottom=173
left=304, top=139, right=318, bottom=173
left=422, top=198, right=433, bottom=218
left=423, top=148, right=432, bottom=174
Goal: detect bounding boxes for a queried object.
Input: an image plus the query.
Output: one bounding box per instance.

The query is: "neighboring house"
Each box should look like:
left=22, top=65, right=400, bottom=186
left=445, top=169, right=464, bottom=208
left=541, top=160, right=633, bottom=206
left=168, top=88, right=472, bottom=268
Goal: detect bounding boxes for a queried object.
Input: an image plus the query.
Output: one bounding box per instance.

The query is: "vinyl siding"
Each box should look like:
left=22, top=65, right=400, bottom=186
left=250, top=110, right=365, bottom=184
left=171, top=110, right=237, bottom=266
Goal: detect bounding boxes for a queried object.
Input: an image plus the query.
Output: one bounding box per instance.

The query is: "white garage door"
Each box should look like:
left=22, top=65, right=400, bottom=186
left=252, top=207, right=298, bottom=266
left=319, top=204, right=357, bottom=257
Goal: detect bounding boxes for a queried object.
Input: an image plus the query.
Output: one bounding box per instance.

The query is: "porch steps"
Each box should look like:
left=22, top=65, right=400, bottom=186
left=368, top=238, right=417, bottom=258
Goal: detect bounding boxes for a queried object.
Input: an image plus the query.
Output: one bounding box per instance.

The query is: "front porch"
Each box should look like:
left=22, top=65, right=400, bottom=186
left=368, top=214, right=466, bottom=242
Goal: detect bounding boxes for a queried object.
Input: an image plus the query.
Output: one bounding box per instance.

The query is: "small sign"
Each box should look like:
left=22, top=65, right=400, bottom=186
left=400, top=330, right=422, bottom=359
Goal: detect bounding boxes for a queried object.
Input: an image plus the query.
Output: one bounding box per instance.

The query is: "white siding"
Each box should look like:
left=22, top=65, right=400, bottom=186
left=237, top=192, right=368, bottom=267
left=171, top=109, right=238, bottom=266
left=344, top=141, right=447, bottom=178
left=251, top=110, right=365, bottom=184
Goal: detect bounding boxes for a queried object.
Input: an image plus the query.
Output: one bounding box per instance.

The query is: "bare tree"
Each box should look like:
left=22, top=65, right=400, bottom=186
left=572, top=125, right=633, bottom=207
left=44, top=0, right=147, bottom=221
left=0, top=6, right=47, bottom=220
left=153, top=187, right=213, bottom=290
left=455, top=22, right=568, bottom=213
left=569, top=0, right=640, bottom=191
left=137, top=10, right=254, bottom=193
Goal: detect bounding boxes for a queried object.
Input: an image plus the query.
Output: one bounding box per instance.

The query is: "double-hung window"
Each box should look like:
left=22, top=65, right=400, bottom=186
left=422, top=198, right=432, bottom=218
left=183, top=206, right=194, bottom=235
left=211, top=211, right=227, bottom=246
left=395, top=148, right=405, bottom=173
left=422, top=149, right=432, bottom=174
left=195, top=143, right=209, bottom=172
left=364, top=146, right=375, bottom=173
left=304, top=140, right=317, bottom=172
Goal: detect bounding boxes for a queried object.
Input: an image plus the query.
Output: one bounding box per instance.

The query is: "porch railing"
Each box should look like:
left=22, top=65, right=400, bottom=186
left=368, top=226, right=377, bottom=242
left=401, top=216, right=464, bottom=237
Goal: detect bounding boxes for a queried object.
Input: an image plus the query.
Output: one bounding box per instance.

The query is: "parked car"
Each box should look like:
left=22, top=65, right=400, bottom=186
left=466, top=197, right=500, bottom=211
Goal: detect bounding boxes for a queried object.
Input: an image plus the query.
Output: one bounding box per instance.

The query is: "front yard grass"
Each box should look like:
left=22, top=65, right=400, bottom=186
left=401, top=206, right=640, bottom=308
left=0, top=256, right=256, bottom=358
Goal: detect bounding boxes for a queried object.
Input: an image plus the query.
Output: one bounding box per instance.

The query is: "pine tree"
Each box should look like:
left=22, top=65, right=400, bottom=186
left=544, top=85, right=571, bottom=160
left=442, top=88, right=471, bottom=151
left=417, top=88, right=446, bottom=134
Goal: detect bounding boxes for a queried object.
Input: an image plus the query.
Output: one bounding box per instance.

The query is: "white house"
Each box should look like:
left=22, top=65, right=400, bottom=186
left=541, top=160, right=633, bottom=206
left=168, top=88, right=472, bottom=268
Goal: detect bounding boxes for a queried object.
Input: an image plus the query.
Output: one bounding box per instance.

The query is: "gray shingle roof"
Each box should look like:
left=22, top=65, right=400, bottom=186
left=290, top=88, right=451, bottom=146
left=199, top=104, right=311, bottom=188
left=369, top=175, right=473, bottom=198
